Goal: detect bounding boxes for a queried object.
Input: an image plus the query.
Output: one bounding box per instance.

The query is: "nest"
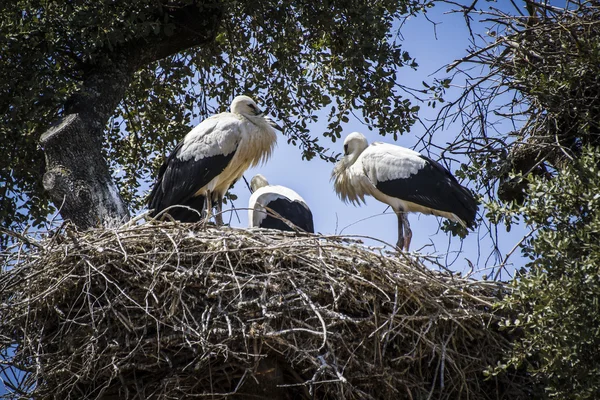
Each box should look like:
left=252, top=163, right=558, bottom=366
left=0, top=222, right=532, bottom=399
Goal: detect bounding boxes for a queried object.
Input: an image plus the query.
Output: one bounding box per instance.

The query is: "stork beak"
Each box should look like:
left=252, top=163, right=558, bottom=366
left=264, top=115, right=283, bottom=131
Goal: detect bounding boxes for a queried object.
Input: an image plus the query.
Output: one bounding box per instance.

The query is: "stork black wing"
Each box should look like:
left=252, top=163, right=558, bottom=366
left=148, top=141, right=234, bottom=219
left=259, top=198, right=315, bottom=233
left=376, top=155, right=477, bottom=227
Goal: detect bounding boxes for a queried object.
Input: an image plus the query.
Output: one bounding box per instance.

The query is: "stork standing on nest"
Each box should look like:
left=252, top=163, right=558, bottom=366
left=148, top=95, right=279, bottom=224
left=332, top=132, right=478, bottom=251
left=248, top=174, right=314, bottom=233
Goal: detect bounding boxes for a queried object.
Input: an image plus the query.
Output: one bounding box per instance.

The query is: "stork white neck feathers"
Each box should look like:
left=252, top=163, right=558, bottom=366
left=180, top=97, right=276, bottom=162
left=332, top=132, right=372, bottom=205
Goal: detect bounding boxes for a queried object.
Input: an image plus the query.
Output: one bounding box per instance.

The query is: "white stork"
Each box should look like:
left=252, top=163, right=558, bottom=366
left=332, top=132, right=478, bottom=251
left=248, top=174, right=314, bottom=233
left=148, top=95, right=279, bottom=224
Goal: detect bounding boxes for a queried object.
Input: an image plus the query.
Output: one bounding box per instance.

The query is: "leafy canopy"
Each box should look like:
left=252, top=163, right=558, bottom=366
left=495, top=145, right=600, bottom=399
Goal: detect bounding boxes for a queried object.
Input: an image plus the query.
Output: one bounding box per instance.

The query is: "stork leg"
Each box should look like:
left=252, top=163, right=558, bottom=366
left=396, top=212, right=404, bottom=251
left=215, top=197, right=224, bottom=226
left=205, top=191, right=213, bottom=222
left=401, top=213, right=412, bottom=251
left=396, top=212, right=412, bottom=251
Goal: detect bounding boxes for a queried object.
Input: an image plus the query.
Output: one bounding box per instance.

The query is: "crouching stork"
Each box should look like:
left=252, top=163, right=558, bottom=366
left=332, top=132, right=477, bottom=251
left=248, top=174, right=314, bottom=233
left=148, top=95, right=279, bottom=224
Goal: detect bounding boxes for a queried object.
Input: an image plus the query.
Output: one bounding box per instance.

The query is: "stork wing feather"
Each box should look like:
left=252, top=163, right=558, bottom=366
left=152, top=151, right=234, bottom=213
left=363, top=144, right=477, bottom=227
left=180, top=115, right=242, bottom=161
left=249, top=187, right=314, bottom=233
left=148, top=141, right=184, bottom=214
left=254, top=197, right=314, bottom=233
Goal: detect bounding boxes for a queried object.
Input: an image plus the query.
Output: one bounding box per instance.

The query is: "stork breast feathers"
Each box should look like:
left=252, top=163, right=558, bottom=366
left=332, top=163, right=370, bottom=205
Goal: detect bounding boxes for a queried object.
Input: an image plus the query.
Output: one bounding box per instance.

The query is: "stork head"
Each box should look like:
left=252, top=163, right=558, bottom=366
left=231, top=95, right=282, bottom=131
left=231, top=95, right=263, bottom=116
left=333, top=132, right=369, bottom=172
left=342, top=132, right=369, bottom=158
left=250, top=174, right=270, bottom=192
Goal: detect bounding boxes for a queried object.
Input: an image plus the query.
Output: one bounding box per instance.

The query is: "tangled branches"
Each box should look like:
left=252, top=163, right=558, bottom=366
left=430, top=0, right=600, bottom=203
left=1, top=223, right=533, bottom=399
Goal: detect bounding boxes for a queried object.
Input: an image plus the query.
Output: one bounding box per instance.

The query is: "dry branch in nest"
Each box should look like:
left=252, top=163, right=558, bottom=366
left=1, top=223, right=532, bottom=399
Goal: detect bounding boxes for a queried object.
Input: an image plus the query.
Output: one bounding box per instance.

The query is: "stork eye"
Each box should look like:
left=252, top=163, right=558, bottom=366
left=248, top=103, right=262, bottom=115
left=344, top=144, right=348, bottom=155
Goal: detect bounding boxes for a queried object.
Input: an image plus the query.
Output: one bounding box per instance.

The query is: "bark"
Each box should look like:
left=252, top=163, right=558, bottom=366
left=40, top=2, right=223, bottom=229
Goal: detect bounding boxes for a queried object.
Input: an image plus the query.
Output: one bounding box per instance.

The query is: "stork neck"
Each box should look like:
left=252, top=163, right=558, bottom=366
left=346, top=147, right=365, bottom=167
left=243, top=113, right=268, bottom=128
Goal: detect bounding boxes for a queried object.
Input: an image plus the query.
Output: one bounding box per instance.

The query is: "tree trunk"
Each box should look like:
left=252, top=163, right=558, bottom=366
left=40, top=58, right=134, bottom=229
left=39, top=2, right=223, bottom=229
left=41, top=114, right=131, bottom=230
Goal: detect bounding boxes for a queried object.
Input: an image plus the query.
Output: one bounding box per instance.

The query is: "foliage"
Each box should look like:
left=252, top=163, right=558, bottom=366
left=0, top=0, right=428, bottom=238
left=494, top=146, right=600, bottom=399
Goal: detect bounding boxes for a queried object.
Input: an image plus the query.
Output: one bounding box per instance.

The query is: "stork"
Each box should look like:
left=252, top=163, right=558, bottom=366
left=148, top=95, right=279, bottom=224
left=331, top=132, right=477, bottom=251
left=248, top=174, right=314, bottom=233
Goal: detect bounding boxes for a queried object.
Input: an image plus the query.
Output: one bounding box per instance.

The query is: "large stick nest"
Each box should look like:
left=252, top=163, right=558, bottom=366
left=1, top=223, right=532, bottom=399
